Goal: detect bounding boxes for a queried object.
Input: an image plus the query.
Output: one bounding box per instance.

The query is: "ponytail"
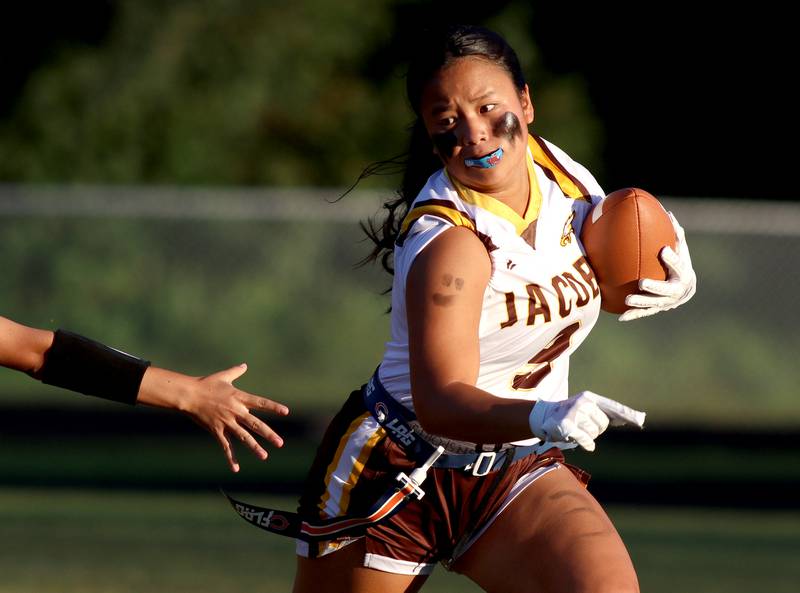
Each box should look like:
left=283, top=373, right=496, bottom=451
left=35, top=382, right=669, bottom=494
left=359, top=119, right=442, bottom=274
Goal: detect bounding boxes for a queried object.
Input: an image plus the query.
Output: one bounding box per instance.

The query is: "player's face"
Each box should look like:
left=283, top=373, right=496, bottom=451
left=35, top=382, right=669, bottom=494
left=419, top=56, right=534, bottom=194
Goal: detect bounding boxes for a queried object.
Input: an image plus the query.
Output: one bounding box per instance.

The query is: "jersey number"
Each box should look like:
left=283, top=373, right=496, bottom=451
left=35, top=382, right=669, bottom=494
left=511, top=322, right=580, bottom=391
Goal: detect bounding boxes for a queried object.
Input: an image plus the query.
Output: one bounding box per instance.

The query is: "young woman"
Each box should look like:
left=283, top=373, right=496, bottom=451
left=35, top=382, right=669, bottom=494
left=288, top=25, right=695, bottom=593
left=0, top=315, right=288, bottom=472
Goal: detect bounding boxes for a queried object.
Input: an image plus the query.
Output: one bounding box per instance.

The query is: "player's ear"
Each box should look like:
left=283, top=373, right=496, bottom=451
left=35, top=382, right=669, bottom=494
left=521, top=85, right=534, bottom=125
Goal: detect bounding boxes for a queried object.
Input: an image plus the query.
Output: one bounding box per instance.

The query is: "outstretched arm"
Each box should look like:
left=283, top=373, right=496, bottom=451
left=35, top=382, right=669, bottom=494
left=0, top=315, right=288, bottom=472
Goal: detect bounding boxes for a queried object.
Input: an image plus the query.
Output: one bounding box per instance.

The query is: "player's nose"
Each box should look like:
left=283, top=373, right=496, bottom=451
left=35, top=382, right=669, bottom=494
left=457, top=115, right=488, bottom=146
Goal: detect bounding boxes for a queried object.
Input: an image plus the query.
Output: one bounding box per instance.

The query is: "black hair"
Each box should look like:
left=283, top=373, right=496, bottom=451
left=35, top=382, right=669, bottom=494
left=360, top=24, right=527, bottom=274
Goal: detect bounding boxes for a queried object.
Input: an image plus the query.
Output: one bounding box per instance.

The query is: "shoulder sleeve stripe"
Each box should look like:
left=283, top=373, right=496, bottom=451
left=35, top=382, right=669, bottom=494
left=396, top=200, right=476, bottom=246
left=396, top=200, right=498, bottom=252
left=529, top=135, right=592, bottom=202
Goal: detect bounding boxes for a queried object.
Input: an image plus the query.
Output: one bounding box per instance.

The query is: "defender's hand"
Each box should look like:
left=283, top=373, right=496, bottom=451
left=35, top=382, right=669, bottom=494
left=185, top=364, right=289, bottom=472
left=138, top=364, right=289, bottom=472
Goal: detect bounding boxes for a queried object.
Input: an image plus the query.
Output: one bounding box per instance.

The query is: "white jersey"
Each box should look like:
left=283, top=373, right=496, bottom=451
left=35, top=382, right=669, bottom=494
left=378, top=135, right=605, bottom=446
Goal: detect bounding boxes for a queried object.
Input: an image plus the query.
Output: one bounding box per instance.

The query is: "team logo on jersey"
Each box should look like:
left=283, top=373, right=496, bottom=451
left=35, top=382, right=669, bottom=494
left=560, top=212, right=575, bottom=246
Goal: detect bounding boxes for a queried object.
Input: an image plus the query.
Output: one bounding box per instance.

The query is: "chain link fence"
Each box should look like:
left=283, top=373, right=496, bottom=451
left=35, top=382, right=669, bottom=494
left=0, top=185, right=797, bottom=427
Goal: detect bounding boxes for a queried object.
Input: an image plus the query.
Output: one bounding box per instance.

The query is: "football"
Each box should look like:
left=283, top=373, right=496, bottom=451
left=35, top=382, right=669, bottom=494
left=580, top=187, right=676, bottom=314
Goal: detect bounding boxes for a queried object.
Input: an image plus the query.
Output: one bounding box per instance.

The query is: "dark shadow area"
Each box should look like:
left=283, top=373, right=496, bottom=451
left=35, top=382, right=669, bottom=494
left=2, top=405, right=797, bottom=509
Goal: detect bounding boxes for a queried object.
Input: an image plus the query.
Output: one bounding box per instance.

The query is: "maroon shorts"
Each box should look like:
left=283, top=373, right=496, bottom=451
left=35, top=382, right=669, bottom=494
left=295, top=389, right=589, bottom=575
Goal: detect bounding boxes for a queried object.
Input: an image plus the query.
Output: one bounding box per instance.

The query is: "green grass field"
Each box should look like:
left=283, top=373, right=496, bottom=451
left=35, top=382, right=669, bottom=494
left=0, top=489, right=797, bottom=593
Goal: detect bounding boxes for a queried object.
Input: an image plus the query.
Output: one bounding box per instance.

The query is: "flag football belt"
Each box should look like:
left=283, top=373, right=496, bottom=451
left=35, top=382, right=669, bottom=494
left=225, top=372, right=538, bottom=544
left=362, top=370, right=540, bottom=475
left=224, top=444, right=446, bottom=544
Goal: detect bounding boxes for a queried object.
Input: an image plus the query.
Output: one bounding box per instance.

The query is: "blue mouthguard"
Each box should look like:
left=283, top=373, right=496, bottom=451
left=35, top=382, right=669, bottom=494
left=464, top=147, right=504, bottom=169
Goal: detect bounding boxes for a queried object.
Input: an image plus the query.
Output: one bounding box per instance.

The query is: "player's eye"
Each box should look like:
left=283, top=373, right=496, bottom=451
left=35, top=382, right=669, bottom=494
left=480, top=104, right=497, bottom=114
left=439, top=116, right=456, bottom=127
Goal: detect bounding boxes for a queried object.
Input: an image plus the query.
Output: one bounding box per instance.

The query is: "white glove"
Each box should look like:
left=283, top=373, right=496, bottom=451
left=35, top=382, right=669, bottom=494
left=528, top=391, right=646, bottom=452
left=619, top=212, right=697, bottom=322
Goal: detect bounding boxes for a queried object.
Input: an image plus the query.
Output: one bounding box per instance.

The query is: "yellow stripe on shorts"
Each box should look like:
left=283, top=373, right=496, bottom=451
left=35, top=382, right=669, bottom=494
left=318, top=413, right=386, bottom=518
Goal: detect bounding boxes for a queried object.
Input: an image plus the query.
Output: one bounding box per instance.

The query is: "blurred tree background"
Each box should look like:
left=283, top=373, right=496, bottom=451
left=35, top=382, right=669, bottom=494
left=0, top=0, right=601, bottom=186
left=1, top=0, right=791, bottom=198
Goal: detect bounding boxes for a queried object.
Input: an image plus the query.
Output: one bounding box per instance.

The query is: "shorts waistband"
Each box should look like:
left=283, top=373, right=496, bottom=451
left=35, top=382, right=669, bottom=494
left=363, top=370, right=540, bottom=475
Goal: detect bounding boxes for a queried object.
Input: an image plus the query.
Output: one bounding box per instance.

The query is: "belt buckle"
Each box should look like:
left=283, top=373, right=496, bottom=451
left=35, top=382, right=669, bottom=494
left=470, top=451, right=497, bottom=477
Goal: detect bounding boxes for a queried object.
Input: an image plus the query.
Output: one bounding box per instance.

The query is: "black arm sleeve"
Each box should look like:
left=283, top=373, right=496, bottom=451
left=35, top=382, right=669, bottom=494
left=39, top=330, right=151, bottom=405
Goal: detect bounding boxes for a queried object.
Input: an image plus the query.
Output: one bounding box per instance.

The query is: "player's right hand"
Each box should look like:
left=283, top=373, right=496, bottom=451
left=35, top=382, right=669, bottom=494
left=528, top=391, right=645, bottom=451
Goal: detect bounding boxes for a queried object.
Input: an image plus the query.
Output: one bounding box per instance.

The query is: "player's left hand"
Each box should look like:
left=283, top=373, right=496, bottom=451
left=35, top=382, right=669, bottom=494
left=528, top=391, right=646, bottom=452
left=528, top=391, right=609, bottom=452
left=619, top=211, right=696, bottom=321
